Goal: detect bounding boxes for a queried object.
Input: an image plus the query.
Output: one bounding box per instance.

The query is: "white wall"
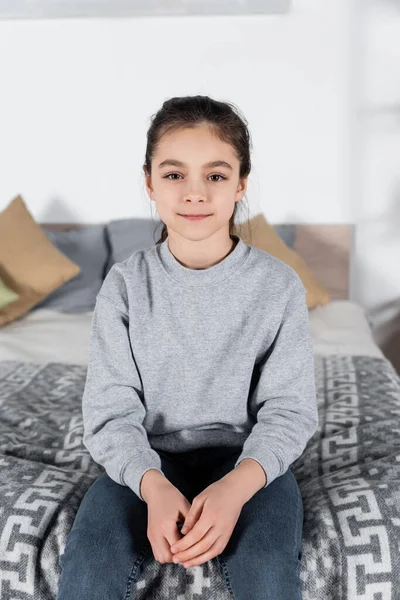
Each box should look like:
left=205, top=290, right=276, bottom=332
left=0, top=0, right=399, bottom=367
left=355, top=0, right=400, bottom=370
left=0, top=0, right=351, bottom=224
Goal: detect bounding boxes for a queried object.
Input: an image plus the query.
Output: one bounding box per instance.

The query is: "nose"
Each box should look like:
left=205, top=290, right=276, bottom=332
left=183, top=177, right=207, bottom=202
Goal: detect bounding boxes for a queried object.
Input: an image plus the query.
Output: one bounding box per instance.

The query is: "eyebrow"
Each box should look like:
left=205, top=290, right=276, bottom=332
left=157, top=159, right=233, bottom=171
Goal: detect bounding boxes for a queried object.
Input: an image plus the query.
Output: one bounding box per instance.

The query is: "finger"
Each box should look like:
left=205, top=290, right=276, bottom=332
left=181, top=498, right=203, bottom=534
left=181, top=512, right=201, bottom=535
left=180, top=513, right=200, bottom=536
left=161, top=498, right=192, bottom=554
left=154, top=535, right=177, bottom=564
left=171, top=518, right=212, bottom=554
left=181, top=536, right=225, bottom=569
left=172, top=528, right=218, bottom=564
left=171, top=497, right=205, bottom=551
left=163, top=508, right=192, bottom=557
left=165, top=523, right=186, bottom=553
left=177, top=499, right=193, bottom=533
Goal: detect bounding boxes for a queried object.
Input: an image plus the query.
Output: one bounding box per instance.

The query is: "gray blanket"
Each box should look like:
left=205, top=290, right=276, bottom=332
left=0, top=354, right=400, bottom=599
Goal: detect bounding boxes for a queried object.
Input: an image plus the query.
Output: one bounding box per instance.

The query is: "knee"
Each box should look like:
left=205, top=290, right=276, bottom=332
left=263, top=551, right=302, bottom=600
left=61, top=511, right=128, bottom=569
left=265, top=549, right=301, bottom=573
left=59, top=526, right=99, bottom=571
left=58, top=534, right=97, bottom=600
left=58, top=526, right=121, bottom=600
left=218, top=549, right=301, bottom=600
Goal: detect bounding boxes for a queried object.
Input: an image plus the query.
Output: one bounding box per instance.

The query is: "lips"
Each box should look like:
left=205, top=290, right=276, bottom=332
left=179, top=214, right=211, bottom=220
left=180, top=215, right=210, bottom=221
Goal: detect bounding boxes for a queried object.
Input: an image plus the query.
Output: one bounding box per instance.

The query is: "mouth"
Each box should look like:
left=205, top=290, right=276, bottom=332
left=179, top=214, right=212, bottom=221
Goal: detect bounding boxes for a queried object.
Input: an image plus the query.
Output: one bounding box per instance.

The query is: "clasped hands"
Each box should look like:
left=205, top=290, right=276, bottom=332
left=145, top=475, right=245, bottom=569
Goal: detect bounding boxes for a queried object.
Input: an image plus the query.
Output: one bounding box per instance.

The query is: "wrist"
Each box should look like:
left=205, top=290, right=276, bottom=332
left=224, top=458, right=267, bottom=503
left=140, top=468, right=167, bottom=502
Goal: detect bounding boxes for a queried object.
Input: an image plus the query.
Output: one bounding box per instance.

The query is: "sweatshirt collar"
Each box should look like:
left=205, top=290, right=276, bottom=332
left=156, top=234, right=250, bottom=287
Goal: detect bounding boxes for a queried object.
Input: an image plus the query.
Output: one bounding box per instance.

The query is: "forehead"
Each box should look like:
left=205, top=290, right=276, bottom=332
left=154, top=125, right=238, bottom=164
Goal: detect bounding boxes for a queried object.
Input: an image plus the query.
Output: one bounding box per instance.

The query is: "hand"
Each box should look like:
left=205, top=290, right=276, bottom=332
left=142, top=471, right=192, bottom=565
left=169, top=477, right=245, bottom=568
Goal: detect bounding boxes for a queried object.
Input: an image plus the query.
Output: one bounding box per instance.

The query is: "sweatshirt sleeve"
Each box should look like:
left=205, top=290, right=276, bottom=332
left=234, top=278, right=319, bottom=488
left=82, top=292, right=164, bottom=502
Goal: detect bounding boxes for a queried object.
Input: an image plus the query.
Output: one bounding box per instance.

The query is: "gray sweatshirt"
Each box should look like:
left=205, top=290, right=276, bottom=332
left=82, top=234, right=318, bottom=501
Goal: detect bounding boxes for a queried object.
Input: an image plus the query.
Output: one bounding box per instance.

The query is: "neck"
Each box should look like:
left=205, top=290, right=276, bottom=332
left=155, top=232, right=251, bottom=288
left=166, top=233, right=238, bottom=271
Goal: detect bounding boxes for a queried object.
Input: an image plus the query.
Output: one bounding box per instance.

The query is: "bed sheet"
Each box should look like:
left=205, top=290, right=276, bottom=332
left=1, top=353, right=400, bottom=599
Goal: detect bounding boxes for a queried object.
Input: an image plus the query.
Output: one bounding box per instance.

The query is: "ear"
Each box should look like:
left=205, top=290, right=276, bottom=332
left=236, top=176, right=248, bottom=201
left=143, top=165, right=155, bottom=201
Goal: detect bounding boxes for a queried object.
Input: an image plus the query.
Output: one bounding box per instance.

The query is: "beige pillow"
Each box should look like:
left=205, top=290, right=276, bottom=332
left=0, top=195, right=81, bottom=327
left=233, top=213, right=331, bottom=309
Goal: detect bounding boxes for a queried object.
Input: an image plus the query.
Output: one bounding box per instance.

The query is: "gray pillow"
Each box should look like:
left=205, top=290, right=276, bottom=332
left=33, top=225, right=109, bottom=313
left=105, top=218, right=296, bottom=273
left=105, top=218, right=163, bottom=274
left=273, top=224, right=296, bottom=248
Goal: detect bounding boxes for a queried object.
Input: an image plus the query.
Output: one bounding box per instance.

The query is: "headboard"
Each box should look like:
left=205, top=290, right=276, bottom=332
left=293, top=224, right=353, bottom=300
left=41, top=223, right=353, bottom=301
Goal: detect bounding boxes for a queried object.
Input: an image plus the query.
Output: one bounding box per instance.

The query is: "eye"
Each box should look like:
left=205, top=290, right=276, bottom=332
left=163, top=173, right=227, bottom=182
left=209, top=174, right=227, bottom=182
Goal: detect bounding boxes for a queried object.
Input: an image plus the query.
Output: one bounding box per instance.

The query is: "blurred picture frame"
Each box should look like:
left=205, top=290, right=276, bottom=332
left=0, top=0, right=291, bottom=19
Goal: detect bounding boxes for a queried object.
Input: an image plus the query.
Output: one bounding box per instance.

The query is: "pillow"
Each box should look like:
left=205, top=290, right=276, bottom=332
left=0, top=277, right=19, bottom=310
left=0, top=195, right=81, bottom=327
left=233, top=213, right=331, bottom=308
left=266, top=224, right=295, bottom=248
left=104, top=218, right=163, bottom=273
left=33, top=225, right=109, bottom=313
left=104, top=218, right=296, bottom=274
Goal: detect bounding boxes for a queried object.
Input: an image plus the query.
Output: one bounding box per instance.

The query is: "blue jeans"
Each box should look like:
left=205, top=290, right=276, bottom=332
left=57, top=446, right=303, bottom=600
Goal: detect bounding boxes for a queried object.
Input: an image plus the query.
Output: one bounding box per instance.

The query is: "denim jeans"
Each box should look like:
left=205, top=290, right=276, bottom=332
left=57, top=446, right=303, bottom=600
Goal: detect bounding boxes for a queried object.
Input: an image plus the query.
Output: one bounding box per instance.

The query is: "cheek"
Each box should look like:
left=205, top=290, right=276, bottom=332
left=152, top=186, right=180, bottom=220
left=152, top=182, right=177, bottom=202
left=216, top=188, right=238, bottom=209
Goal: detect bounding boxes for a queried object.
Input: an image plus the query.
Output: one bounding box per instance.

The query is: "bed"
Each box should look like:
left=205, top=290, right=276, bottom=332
left=1, top=221, right=400, bottom=600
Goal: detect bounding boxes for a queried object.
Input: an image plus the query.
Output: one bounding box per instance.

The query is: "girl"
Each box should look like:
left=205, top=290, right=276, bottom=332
left=57, top=95, right=318, bottom=600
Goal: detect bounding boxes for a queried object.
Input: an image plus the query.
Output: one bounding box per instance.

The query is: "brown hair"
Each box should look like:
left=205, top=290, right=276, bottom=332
left=143, top=95, right=252, bottom=244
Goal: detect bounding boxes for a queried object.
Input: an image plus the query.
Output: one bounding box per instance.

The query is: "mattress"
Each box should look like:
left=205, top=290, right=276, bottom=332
left=0, top=300, right=385, bottom=365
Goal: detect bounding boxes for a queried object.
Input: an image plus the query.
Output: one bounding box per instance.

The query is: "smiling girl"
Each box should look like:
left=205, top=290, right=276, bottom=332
left=57, top=95, right=318, bottom=600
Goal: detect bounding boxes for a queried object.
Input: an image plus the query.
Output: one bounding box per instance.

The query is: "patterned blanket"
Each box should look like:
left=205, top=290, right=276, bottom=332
left=0, top=355, right=400, bottom=600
